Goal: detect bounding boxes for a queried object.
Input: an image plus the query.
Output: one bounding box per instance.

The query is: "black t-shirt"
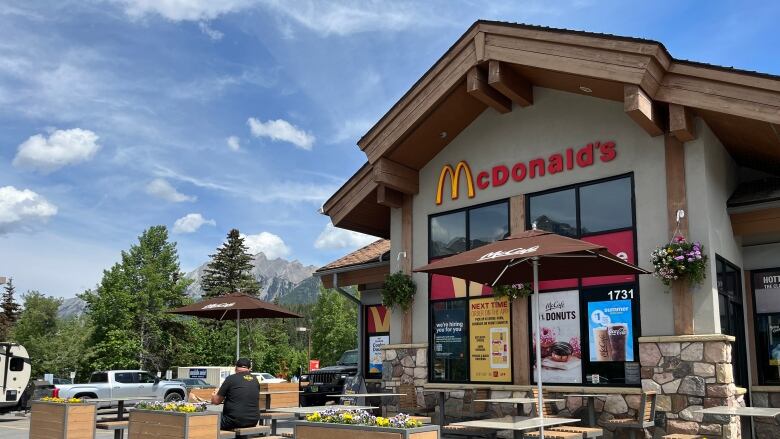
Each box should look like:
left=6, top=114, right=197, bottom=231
left=217, top=371, right=260, bottom=427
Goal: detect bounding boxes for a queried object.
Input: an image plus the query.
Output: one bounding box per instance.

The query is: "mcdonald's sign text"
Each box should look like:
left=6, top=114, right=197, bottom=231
left=435, top=141, right=616, bottom=205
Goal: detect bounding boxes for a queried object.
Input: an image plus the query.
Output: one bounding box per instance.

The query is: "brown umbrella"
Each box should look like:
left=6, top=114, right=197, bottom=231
left=169, top=293, right=302, bottom=359
left=414, top=229, right=648, bottom=439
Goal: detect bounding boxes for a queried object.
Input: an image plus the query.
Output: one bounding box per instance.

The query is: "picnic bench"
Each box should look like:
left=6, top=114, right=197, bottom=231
left=219, top=424, right=271, bottom=438
left=96, top=420, right=129, bottom=438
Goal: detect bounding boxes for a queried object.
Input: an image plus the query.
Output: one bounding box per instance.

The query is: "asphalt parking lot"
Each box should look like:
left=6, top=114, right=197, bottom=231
left=0, top=411, right=296, bottom=439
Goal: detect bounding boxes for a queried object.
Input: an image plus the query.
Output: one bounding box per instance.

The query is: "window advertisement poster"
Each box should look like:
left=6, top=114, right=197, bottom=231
left=469, top=296, right=512, bottom=382
left=532, top=290, right=582, bottom=383
left=368, top=335, right=389, bottom=374
left=433, top=307, right=466, bottom=360
left=754, top=271, right=780, bottom=314
left=588, top=299, right=634, bottom=362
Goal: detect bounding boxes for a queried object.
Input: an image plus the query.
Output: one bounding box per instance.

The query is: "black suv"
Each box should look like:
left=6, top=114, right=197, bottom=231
left=301, top=350, right=358, bottom=406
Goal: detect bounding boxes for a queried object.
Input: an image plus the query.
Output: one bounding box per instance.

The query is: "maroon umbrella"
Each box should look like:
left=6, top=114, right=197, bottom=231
left=414, top=229, right=648, bottom=438
left=169, top=293, right=302, bottom=359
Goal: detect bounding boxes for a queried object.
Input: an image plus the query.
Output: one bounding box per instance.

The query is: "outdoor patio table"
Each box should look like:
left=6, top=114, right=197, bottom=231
left=259, top=390, right=302, bottom=411
left=562, top=394, right=608, bottom=427
left=266, top=404, right=379, bottom=419
left=474, top=398, right=565, bottom=417
left=450, top=415, right=580, bottom=439
left=92, top=397, right=158, bottom=439
left=424, top=388, right=490, bottom=427
left=328, top=393, right=407, bottom=416
left=696, top=406, right=780, bottom=423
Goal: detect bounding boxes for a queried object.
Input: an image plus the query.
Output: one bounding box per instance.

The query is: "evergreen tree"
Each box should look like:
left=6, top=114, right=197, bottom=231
left=81, top=226, right=191, bottom=371
left=0, top=278, right=21, bottom=339
left=201, top=229, right=260, bottom=298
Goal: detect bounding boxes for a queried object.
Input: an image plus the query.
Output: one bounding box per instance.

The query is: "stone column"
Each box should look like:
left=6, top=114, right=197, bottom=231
left=639, top=334, right=743, bottom=438
left=380, top=343, right=429, bottom=411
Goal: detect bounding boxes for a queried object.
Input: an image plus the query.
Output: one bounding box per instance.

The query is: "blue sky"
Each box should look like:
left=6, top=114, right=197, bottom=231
left=1, top=0, right=778, bottom=299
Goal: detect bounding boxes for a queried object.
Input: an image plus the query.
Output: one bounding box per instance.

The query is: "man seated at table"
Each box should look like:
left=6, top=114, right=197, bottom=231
left=211, top=358, right=260, bottom=430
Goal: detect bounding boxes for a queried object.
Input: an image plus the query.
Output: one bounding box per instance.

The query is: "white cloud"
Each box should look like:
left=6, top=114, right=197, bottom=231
left=248, top=117, right=314, bottom=150
left=173, top=213, right=216, bottom=233
left=198, top=21, right=224, bottom=40
left=13, top=128, right=101, bottom=173
left=116, top=0, right=258, bottom=21
left=0, top=186, right=58, bottom=234
left=226, top=135, right=241, bottom=151
left=261, top=0, right=443, bottom=36
left=314, top=222, right=377, bottom=250
left=145, top=178, right=196, bottom=202
left=241, top=231, right=291, bottom=259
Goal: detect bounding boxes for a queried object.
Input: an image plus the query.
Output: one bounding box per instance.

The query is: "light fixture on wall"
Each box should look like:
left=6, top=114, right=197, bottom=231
left=579, top=86, right=593, bottom=93
left=440, top=131, right=448, bottom=139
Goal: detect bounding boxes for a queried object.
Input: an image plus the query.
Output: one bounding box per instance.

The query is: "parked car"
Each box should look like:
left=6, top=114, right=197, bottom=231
left=251, top=372, right=286, bottom=383
left=54, top=370, right=187, bottom=404
left=173, top=378, right=216, bottom=390
left=301, top=349, right=358, bottom=406
left=52, top=377, right=72, bottom=385
left=0, top=343, right=32, bottom=414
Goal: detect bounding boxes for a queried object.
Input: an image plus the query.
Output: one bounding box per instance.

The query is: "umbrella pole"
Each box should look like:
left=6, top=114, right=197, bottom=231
left=236, top=309, right=241, bottom=361
left=533, top=257, right=545, bottom=439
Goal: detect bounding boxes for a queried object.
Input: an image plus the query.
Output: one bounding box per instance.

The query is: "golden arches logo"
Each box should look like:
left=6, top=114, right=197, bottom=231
left=436, top=161, right=475, bottom=205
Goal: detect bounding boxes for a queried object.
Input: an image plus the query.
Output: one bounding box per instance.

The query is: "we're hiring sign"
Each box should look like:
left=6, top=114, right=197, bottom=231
left=435, top=141, right=617, bottom=205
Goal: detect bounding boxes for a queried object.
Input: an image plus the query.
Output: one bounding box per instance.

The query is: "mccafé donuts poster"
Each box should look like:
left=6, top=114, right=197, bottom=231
left=532, top=290, right=582, bottom=383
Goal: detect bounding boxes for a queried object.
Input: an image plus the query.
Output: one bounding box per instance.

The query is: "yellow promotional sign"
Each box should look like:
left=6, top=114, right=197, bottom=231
left=469, top=296, right=512, bottom=382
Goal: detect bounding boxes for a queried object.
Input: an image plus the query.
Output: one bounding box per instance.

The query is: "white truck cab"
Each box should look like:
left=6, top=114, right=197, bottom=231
left=0, top=343, right=31, bottom=413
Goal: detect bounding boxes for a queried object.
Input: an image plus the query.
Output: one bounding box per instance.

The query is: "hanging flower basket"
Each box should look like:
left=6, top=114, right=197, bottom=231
left=492, top=283, right=533, bottom=300
left=651, top=235, right=708, bottom=287
left=382, top=272, right=416, bottom=311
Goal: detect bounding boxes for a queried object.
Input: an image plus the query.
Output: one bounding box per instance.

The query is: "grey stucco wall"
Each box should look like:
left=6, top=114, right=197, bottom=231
left=743, top=243, right=780, bottom=271
left=684, top=119, right=741, bottom=334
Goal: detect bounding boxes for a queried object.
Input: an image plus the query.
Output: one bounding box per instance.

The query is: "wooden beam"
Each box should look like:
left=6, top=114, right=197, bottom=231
left=488, top=60, right=533, bottom=108
left=731, top=207, right=780, bottom=235
left=669, top=104, right=696, bottom=142
left=474, top=32, right=485, bottom=62
left=665, top=134, right=693, bottom=335
left=373, top=157, right=419, bottom=195
left=376, top=184, right=403, bottom=208
left=401, top=195, right=413, bottom=343
left=467, top=66, right=512, bottom=114
left=625, top=85, right=664, bottom=137
left=509, top=194, right=529, bottom=385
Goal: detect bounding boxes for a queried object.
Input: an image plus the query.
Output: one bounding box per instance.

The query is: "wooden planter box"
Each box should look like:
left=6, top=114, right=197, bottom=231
left=294, top=422, right=440, bottom=439
left=259, top=382, right=299, bottom=410
left=128, top=410, right=220, bottom=439
left=30, top=400, right=97, bottom=439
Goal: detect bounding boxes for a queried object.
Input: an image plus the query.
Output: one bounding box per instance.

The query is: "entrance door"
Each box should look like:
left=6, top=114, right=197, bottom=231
left=716, top=256, right=749, bottom=389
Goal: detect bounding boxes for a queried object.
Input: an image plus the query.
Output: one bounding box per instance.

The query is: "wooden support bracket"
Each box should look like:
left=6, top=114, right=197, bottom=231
left=488, top=60, right=533, bottom=108
left=669, top=104, right=697, bottom=142
left=625, top=85, right=664, bottom=137
left=373, top=157, right=419, bottom=195
left=467, top=66, right=512, bottom=114
left=377, top=184, right=404, bottom=208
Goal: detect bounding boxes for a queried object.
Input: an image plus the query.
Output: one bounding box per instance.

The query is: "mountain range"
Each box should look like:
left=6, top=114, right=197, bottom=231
left=57, top=253, right=322, bottom=319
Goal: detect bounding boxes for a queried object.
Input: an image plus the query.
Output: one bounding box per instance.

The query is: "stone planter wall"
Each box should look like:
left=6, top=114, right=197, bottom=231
left=380, top=343, right=430, bottom=412
left=639, top=334, right=744, bottom=439
left=749, top=388, right=780, bottom=439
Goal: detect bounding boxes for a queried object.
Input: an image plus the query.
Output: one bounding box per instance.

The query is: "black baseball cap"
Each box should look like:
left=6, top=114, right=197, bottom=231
left=235, top=358, right=252, bottom=368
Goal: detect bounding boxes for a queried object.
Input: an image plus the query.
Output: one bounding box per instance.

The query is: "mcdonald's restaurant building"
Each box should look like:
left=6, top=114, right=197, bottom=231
left=316, top=21, right=780, bottom=438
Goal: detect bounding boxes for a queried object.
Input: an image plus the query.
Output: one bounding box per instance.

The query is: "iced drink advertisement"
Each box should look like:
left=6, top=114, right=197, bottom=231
left=532, top=290, right=582, bottom=383
left=469, top=296, right=512, bottom=382
left=368, top=335, right=389, bottom=374
left=588, top=300, right=634, bottom=362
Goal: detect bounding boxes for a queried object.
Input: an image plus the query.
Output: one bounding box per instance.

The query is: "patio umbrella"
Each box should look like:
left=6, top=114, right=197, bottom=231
left=169, top=293, right=302, bottom=360
left=415, top=229, right=648, bottom=439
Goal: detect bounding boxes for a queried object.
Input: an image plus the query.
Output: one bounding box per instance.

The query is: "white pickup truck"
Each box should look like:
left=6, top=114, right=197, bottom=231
left=54, top=370, right=187, bottom=403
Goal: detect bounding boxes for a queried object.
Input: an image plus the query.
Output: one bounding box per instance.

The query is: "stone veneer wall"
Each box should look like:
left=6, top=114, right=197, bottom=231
left=639, top=334, right=744, bottom=438
left=380, top=343, right=431, bottom=411
left=749, top=388, right=780, bottom=439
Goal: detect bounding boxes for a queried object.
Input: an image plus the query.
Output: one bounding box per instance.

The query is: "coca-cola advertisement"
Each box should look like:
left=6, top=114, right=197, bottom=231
left=532, top=290, right=582, bottom=383
left=587, top=299, right=634, bottom=362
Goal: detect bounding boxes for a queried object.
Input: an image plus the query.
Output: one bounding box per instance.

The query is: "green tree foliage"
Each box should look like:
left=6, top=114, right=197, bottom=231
left=81, top=226, right=191, bottom=372
left=27, top=317, right=94, bottom=380
left=0, top=278, right=21, bottom=339
left=201, top=229, right=260, bottom=298
left=11, top=291, right=64, bottom=377
left=311, top=288, right=357, bottom=366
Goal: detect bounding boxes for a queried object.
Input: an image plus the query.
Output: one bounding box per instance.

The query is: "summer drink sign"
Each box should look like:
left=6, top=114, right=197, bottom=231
left=532, top=290, right=582, bottom=383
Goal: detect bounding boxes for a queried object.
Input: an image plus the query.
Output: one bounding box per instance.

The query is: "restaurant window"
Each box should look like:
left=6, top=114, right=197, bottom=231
left=431, top=300, right=468, bottom=382
left=716, top=256, right=748, bottom=388
left=428, top=200, right=511, bottom=383
left=365, top=304, right=390, bottom=379
left=752, top=268, right=780, bottom=385
left=527, top=174, right=640, bottom=386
